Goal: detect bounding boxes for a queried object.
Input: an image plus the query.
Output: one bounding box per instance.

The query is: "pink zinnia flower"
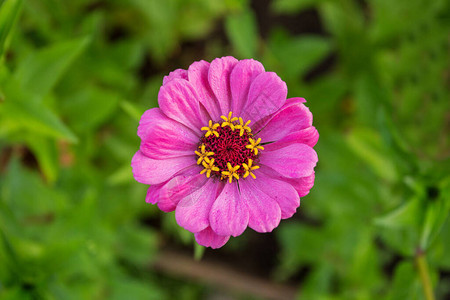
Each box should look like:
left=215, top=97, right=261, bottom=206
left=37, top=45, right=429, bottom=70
left=132, top=57, right=318, bottom=248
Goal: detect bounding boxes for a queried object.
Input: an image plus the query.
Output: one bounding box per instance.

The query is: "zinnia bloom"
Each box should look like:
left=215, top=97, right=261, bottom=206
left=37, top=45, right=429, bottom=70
left=132, top=57, right=318, bottom=248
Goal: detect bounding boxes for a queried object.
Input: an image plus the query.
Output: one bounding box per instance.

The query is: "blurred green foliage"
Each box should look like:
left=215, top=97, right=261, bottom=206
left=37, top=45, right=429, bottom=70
left=0, top=0, right=449, bottom=299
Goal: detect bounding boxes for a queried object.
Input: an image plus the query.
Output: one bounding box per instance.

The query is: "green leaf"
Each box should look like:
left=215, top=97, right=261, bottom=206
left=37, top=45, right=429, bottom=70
left=110, top=277, right=165, bottom=300
left=120, top=100, right=145, bottom=122
left=60, top=87, right=119, bottom=132
left=14, top=36, right=90, bottom=101
left=267, top=30, right=331, bottom=79
left=1, top=80, right=78, bottom=142
left=116, top=224, right=158, bottom=265
left=276, top=223, right=325, bottom=280
left=107, top=164, right=134, bottom=186
left=388, top=261, right=424, bottom=300
left=1, top=157, right=66, bottom=219
left=131, top=0, right=177, bottom=63
left=225, top=10, right=259, bottom=58
left=0, top=286, right=31, bottom=300
left=0, top=0, right=23, bottom=59
left=420, top=177, right=450, bottom=249
left=375, top=197, right=423, bottom=229
left=25, top=134, right=59, bottom=184
left=162, top=213, right=193, bottom=245
left=194, top=243, right=205, bottom=261
left=300, top=263, right=333, bottom=298
left=346, top=128, right=398, bottom=182
left=0, top=229, right=21, bottom=277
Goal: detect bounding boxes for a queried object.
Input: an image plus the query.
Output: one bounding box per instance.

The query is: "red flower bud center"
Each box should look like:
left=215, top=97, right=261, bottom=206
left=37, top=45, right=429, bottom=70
left=200, top=125, right=257, bottom=178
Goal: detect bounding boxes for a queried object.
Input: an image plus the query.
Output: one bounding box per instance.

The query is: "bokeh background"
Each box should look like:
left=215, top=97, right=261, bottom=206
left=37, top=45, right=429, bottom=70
left=0, top=0, right=449, bottom=299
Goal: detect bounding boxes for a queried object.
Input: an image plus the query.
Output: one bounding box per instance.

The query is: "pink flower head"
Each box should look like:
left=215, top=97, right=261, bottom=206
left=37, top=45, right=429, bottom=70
left=132, top=57, right=318, bottom=248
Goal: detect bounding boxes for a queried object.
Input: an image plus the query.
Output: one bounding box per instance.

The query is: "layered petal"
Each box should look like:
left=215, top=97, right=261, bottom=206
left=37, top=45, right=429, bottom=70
left=261, top=127, right=319, bottom=151
left=175, top=180, right=223, bottom=233
left=288, top=172, right=315, bottom=197
left=260, top=143, right=318, bottom=178
left=210, top=182, right=249, bottom=236
left=131, top=151, right=194, bottom=185
left=208, top=56, right=238, bottom=115
left=239, top=176, right=281, bottom=232
left=146, top=183, right=163, bottom=204
left=241, top=72, right=287, bottom=123
left=138, top=108, right=199, bottom=159
left=252, top=169, right=300, bottom=219
left=255, top=98, right=313, bottom=142
left=188, top=60, right=221, bottom=121
left=261, top=167, right=316, bottom=198
left=230, top=59, right=265, bottom=116
left=133, top=56, right=319, bottom=248
left=163, top=68, right=188, bottom=85
left=157, top=166, right=208, bottom=212
left=195, top=227, right=230, bottom=249
left=158, top=78, right=208, bottom=130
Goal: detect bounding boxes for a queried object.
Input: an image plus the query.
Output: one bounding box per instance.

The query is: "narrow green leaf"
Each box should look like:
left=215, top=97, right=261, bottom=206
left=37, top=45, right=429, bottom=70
left=2, top=80, right=78, bottom=142
left=61, top=87, right=119, bottom=132
left=420, top=177, right=450, bottom=249
left=194, top=243, right=205, bottom=261
left=14, top=36, right=90, bottom=100
left=225, top=10, right=259, bottom=58
left=0, top=229, right=21, bottom=270
left=25, top=134, right=59, bottom=184
left=0, top=0, right=23, bottom=59
left=346, top=128, right=398, bottom=182
left=388, top=261, right=423, bottom=300
left=120, top=100, right=145, bottom=122
left=268, top=30, right=331, bottom=79
left=107, top=164, right=134, bottom=185
left=3, top=99, right=78, bottom=143
left=375, top=197, right=423, bottom=229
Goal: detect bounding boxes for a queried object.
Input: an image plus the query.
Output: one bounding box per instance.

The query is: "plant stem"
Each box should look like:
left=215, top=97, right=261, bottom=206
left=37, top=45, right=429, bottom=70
left=415, top=250, right=435, bottom=300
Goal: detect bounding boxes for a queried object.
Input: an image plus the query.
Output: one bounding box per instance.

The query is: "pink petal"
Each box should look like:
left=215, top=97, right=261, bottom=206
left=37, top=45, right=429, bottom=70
left=255, top=99, right=313, bottom=142
left=260, top=127, right=319, bottom=151
left=163, top=69, right=188, bottom=85
left=208, top=56, right=238, bottom=116
left=239, top=177, right=281, bottom=232
left=131, top=150, right=195, bottom=185
left=195, top=227, right=230, bottom=249
left=241, top=72, right=287, bottom=123
left=158, top=78, right=209, bottom=130
left=188, top=60, right=221, bottom=121
left=146, top=183, right=162, bottom=204
left=261, top=167, right=316, bottom=198
left=209, top=182, right=249, bottom=237
left=175, top=180, right=223, bottom=233
left=282, top=127, right=319, bottom=148
left=230, top=59, right=265, bottom=116
left=138, top=108, right=199, bottom=159
left=158, top=166, right=208, bottom=212
left=260, top=143, right=318, bottom=178
left=252, top=169, right=300, bottom=219
left=290, top=97, right=307, bottom=103
left=286, top=172, right=316, bottom=197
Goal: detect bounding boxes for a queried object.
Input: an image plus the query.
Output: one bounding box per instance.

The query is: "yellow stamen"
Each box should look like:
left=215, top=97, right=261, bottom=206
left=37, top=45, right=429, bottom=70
left=201, top=120, right=220, bottom=137
left=221, top=162, right=241, bottom=183
left=200, top=157, right=220, bottom=178
left=194, top=144, right=214, bottom=165
left=246, top=137, right=264, bottom=155
left=220, top=112, right=238, bottom=131
left=242, top=159, right=260, bottom=179
left=234, top=117, right=252, bottom=136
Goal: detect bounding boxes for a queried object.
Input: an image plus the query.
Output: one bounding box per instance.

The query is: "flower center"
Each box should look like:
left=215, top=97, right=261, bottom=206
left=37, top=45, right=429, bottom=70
left=195, top=112, right=264, bottom=182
